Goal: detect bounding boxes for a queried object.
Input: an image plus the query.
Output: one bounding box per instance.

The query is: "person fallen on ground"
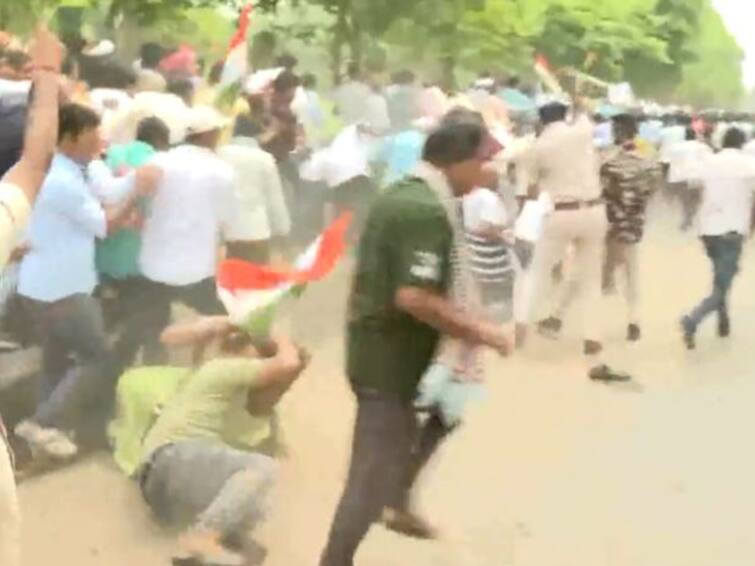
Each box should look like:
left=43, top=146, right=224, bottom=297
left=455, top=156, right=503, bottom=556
left=132, top=316, right=308, bottom=565
left=14, top=103, right=160, bottom=461
left=319, top=114, right=511, bottom=566
left=680, top=127, right=755, bottom=350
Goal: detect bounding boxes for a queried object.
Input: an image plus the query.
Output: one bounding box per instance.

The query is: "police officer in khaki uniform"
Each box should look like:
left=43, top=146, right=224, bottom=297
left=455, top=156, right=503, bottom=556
left=520, top=98, right=629, bottom=382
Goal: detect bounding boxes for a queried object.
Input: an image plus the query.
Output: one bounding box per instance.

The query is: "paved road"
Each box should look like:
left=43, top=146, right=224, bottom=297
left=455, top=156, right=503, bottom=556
left=18, top=199, right=755, bottom=566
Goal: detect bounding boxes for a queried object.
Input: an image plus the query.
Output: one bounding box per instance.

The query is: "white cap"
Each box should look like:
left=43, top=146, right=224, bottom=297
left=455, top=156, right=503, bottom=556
left=244, top=67, right=285, bottom=95
left=83, top=40, right=115, bottom=58
left=186, top=105, right=230, bottom=136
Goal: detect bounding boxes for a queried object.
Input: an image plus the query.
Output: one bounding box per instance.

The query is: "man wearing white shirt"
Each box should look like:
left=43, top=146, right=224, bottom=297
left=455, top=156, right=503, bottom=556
left=681, top=128, right=755, bottom=350
left=218, top=114, right=291, bottom=264
left=137, top=106, right=237, bottom=363
left=666, top=127, right=713, bottom=231
left=333, top=63, right=373, bottom=127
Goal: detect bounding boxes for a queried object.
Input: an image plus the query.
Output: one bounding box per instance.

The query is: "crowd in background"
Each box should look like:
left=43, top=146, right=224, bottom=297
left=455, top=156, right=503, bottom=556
left=2, top=24, right=755, bottom=566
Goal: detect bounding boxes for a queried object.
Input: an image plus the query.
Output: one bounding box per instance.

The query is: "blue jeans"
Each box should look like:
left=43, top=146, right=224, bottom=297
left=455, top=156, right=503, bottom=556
left=23, top=294, right=118, bottom=432
left=140, top=440, right=277, bottom=537
left=686, top=233, right=744, bottom=330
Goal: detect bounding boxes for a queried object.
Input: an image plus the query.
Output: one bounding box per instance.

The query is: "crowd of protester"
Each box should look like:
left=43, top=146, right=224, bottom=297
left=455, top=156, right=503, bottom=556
left=1, top=23, right=755, bottom=566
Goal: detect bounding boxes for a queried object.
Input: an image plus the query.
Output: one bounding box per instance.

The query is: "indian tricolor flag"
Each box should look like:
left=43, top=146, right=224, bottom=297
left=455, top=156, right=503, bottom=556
left=217, top=213, right=352, bottom=336
left=534, top=54, right=564, bottom=95
left=220, top=3, right=254, bottom=87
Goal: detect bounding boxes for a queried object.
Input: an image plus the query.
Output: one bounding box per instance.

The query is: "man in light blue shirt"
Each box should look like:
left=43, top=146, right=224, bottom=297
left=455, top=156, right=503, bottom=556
left=377, top=129, right=426, bottom=187
left=15, top=103, right=155, bottom=461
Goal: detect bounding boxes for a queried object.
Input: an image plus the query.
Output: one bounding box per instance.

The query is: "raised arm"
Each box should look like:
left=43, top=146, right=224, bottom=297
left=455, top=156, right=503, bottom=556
left=2, top=27, right=63, bottom=203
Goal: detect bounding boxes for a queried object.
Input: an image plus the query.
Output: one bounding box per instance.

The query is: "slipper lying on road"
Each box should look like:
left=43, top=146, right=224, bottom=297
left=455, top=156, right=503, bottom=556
left=589, top=365, right=632, bottom=383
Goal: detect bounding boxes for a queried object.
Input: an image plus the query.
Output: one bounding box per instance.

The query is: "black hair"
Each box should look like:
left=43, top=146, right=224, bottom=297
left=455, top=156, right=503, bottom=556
left=346, top=62, right=359, bottom=80
left=423, top=122, right=485, bottom=167
left=539, top=102, right=568, bottom=126
left=276, top=53, right=298, bottom=70
left=140, top=43, right=164, bottom=69
left=273, top=70, right=300, bottom=93
left=58, top=103, right=101, bottom=142
left=3, top=50, right=29, bottom=73
left=167, top=78, right=195, bottom=102
left=684, top=126, right=697, bottom=141
left=61, top=54, right=78, bottom=78
left=136, top=116, right=170, bottom=149
left=302, top=73, right=316, bottom=89
left=89, top=61, right=136, bottom=90
left=612, top=113, right=638, bottom=142
left=722, top=127, right=746, bottom=150
left=442, top=106, right=485, bottom=128
left=208, top=60, right=224, bottom=86
left=396, top=69, right=415, bottom=85
left=507, top=75, right=521, bottom=89
left=233, top=113, right=263, bottom=138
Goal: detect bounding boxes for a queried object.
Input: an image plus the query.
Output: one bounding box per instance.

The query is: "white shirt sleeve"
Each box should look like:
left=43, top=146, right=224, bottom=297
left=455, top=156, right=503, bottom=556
left=263, top=155, right=291, bottom=237
left=218, top=168, right=240, bottom=240
left=88, top=160, right=137, bottom=205
left=464, top=189, right=507, bottom=231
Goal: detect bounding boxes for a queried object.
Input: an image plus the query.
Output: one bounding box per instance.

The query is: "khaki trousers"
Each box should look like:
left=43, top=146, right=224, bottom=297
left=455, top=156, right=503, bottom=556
left=603, top=239, right=640, bottom=325
left=0, top=432, right=19, bottom=566
left=526, top=205, right=607, bottom=341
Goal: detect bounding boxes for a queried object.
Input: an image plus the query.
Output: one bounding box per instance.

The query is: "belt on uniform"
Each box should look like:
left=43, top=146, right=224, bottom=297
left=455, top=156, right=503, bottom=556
left=553, top=198, right=604, bottom=211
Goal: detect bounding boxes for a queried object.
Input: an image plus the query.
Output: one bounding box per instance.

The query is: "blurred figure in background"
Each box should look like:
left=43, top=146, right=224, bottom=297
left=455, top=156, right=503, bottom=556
left=219, top=113, right=291, bottom=264
left=681, top=128, right=755, bottom=350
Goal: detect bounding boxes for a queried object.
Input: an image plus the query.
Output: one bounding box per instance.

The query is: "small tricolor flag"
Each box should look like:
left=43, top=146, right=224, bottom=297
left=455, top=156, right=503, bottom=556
left=217, top=213, right=352, bottom=336
left=534, top=54, right=564, bottom=95
left=219, top=3, right=254, bottom=87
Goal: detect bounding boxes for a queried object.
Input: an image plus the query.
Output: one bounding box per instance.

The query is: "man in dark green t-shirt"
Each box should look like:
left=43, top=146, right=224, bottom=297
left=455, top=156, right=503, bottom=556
left=320, top=116, right=510, bottom=566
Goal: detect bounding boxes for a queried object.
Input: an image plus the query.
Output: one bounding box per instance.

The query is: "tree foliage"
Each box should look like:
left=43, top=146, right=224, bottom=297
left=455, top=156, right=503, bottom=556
left=0, top=0, right=746, bottom=107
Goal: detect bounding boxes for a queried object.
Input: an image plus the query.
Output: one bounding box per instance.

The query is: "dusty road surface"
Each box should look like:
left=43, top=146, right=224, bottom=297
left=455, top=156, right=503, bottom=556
left=18, top=200, right=755, bottom=566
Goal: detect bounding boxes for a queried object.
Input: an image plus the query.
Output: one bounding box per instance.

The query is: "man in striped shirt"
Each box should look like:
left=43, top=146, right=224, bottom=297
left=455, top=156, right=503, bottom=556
left=462, top=186, right=516, bottom=322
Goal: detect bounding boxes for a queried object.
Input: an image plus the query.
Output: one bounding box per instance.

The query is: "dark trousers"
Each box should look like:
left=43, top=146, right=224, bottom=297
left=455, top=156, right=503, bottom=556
left=97, top=277, right=162, bottom=369
left=331, top=176, right=376, bottom=245
left=23, top=294, right=117, bottom=432
left=125, top=278, right=225, bottom=366
left=320, top=391, right=451, bottom=566
left=686, top=233, right=744, bottom=330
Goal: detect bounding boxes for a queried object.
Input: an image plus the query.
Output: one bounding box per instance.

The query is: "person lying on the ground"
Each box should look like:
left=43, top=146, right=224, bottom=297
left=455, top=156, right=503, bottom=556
left=125, top=316, right=308, bottom=565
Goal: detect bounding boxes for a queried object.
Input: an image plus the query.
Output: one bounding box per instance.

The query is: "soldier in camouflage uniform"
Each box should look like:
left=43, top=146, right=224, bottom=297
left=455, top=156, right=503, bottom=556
left=601, top=113, right=662, bottom=342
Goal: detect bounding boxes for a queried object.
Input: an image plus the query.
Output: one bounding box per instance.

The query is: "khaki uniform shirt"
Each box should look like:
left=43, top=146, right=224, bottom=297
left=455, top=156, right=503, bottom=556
left=524, top=115, right=602, bottom=202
